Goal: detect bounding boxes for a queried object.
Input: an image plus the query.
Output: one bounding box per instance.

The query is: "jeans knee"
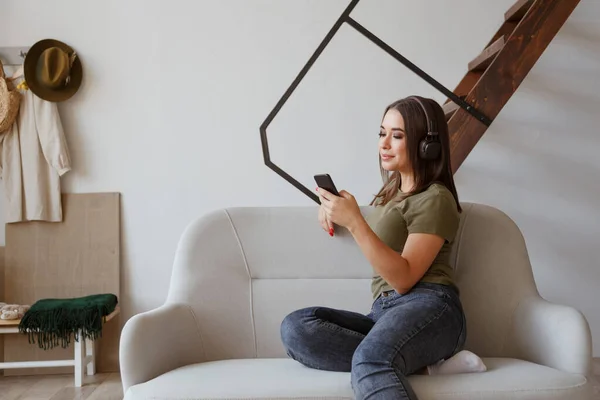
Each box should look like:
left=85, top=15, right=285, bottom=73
left=280, top=308, right=310, bottom=356
left=351, top=341, right=404, bottom=371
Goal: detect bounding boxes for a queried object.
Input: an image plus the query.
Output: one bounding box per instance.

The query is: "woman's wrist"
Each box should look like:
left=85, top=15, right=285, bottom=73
left=348, top=215, right=369, bottom=237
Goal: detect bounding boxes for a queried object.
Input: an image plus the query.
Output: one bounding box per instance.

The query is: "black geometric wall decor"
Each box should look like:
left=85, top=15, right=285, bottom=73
left=260, top=0, right=491, bottom=204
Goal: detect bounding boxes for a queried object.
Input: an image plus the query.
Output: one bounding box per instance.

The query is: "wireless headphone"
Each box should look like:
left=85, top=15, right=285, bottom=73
left=408, top=96, right=441, bottom=160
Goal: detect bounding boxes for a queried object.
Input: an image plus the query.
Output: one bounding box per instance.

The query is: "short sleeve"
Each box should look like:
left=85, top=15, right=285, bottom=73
left=404, top=191, right=460, bottom=243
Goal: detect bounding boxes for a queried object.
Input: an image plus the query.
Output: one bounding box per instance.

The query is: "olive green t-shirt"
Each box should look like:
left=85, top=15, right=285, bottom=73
left=366, top=183, right=460, bottom=300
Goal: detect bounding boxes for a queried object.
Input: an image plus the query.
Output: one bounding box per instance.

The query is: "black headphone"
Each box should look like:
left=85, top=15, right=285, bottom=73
left=409, top=96, right=441, bottom=160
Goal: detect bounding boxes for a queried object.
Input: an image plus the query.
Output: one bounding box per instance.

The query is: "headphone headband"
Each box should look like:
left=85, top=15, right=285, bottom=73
left=408, top=96, right=437, bottom=136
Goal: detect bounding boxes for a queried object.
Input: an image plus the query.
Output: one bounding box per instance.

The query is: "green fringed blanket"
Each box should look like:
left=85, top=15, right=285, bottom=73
left=18, top=294, right=118, bottom=350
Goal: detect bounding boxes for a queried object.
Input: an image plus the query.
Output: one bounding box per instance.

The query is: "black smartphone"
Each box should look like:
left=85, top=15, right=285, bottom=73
left=314, top=174, right=340, bottom=196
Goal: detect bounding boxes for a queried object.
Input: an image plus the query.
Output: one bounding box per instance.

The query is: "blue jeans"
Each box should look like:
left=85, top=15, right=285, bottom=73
left=280, top=282, right=467, bottom=400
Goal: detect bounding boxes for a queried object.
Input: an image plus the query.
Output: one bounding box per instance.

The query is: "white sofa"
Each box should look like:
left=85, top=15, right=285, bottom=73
left=120, top=203, right=594, bottom=399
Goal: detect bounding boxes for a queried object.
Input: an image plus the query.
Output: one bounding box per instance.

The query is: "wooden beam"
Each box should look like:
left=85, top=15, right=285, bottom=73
left=450, top=0, right=581, bottom=173
left=468, top=36, right=506, bottom=72
left=505, top=0, right=535, bottom=22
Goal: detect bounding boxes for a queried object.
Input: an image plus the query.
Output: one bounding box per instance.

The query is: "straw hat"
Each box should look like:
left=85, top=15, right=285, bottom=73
left=24, top=39, right=82, bottom=102
left=0, top=59, right=21, bottom=133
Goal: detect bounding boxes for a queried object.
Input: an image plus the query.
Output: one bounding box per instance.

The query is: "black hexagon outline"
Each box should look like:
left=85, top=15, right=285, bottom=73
left=260, top=0, right=491, bottom=204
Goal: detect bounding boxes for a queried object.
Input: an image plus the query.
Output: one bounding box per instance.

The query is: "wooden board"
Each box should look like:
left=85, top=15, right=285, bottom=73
left=3, top=193, right=121, bottom=376
left=467, top=36, right=505, bottom=72
left=0, top=246, right=4, bottom=372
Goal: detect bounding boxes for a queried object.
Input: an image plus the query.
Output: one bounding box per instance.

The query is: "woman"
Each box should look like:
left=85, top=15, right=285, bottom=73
left=280, top=96, right=485, bottom=399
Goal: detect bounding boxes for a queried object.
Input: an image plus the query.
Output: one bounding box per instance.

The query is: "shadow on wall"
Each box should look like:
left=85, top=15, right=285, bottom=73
left=456, top=159, right=600, bottom=305
left=558, top=13, right=600, bottom=56
left=460, top=110, right=600, bottom=212
left=478, top=117, right=600, bottom=213
left=522, top=72, right=600, bottom=120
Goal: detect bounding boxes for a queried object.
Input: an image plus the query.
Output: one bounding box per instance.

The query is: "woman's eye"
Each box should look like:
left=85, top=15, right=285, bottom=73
left=393, top=135, right=403, bottom=139
left=378, top=132, right=385, bottom=137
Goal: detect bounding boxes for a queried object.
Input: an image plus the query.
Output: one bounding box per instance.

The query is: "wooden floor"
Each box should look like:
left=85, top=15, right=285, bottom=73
left=0, top=373, right=122, bottom=400
left=0, top=361, right=598, bottom=400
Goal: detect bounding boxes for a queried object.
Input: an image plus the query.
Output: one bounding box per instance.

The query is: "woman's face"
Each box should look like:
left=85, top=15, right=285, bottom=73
left=379, top=108, right=409, bottom=172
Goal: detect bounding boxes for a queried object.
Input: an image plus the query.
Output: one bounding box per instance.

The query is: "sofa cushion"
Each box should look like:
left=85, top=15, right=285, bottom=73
left=124, top=357, right=591, bottom=400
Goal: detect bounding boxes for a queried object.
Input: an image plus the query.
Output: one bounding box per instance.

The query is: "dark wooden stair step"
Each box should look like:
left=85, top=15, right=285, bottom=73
left=468, top=36, right=506, bottom=72
left=505, top=0, right=535, bottom=22
left=442, top=102, right=459, bottom=121
left=488, top=21, right=518, bottom=45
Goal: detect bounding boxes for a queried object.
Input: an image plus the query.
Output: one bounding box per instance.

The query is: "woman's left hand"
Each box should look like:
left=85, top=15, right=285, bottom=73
left=317, top=188, right=363, bottom=231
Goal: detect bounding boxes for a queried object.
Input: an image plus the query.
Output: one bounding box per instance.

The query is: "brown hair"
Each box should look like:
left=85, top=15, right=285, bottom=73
left=370, top=95, right=461, bottom=212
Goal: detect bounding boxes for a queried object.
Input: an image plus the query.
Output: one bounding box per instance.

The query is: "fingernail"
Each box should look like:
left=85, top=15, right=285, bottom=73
left=329, top=228, right=334, bottom=236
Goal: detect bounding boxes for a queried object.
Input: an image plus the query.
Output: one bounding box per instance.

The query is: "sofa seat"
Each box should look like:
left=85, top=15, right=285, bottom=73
left=124, top=357, right=592, bottom=400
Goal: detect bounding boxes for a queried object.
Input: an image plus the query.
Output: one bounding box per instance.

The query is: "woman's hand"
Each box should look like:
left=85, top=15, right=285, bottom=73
left=318, top=204, right=334, bottom=236
left=317, top=188, right=364, bottom=233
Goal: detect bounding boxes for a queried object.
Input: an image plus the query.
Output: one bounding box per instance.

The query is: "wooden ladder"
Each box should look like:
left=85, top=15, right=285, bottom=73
left=443, top=0, right=581, bottom=173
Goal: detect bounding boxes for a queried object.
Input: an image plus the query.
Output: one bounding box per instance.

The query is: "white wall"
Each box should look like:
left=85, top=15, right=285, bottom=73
left=1, top=0, right=598, bottom=356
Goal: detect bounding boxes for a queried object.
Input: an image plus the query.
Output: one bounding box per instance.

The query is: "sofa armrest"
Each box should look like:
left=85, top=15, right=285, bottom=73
left=510, top=295, right=592, bottom=375
left=119, top=303, right=205, bottom=393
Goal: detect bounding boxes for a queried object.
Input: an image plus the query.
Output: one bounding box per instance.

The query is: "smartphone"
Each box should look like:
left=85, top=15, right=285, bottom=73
left=314, top=174, right=340, bottom=196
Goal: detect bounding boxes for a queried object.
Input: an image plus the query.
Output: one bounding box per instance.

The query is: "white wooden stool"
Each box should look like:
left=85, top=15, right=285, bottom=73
left=0, top=306, right=119, bottom=387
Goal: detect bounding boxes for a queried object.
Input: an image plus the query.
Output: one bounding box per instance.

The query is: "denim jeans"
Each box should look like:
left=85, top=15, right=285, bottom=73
left=280, top=282, right=467, bottom=400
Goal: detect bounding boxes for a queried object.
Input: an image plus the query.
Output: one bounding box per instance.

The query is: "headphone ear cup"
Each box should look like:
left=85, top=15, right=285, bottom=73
left=420, top=138, right=441, bottom=160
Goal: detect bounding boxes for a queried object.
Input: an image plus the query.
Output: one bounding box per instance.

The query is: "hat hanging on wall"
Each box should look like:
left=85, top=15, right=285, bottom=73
left=23, top=39, right=82, bottom=102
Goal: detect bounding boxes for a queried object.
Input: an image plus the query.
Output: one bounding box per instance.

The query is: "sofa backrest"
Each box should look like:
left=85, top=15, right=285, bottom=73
left=166, top=202, right=538, bottom=362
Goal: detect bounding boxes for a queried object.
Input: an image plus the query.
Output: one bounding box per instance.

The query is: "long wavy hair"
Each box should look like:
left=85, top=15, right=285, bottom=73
left=370, top=96, right=461, bottom=212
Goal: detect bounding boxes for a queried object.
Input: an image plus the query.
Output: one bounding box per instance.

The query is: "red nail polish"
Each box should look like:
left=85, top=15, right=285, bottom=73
left=329, top=228, right=334, bottom=236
